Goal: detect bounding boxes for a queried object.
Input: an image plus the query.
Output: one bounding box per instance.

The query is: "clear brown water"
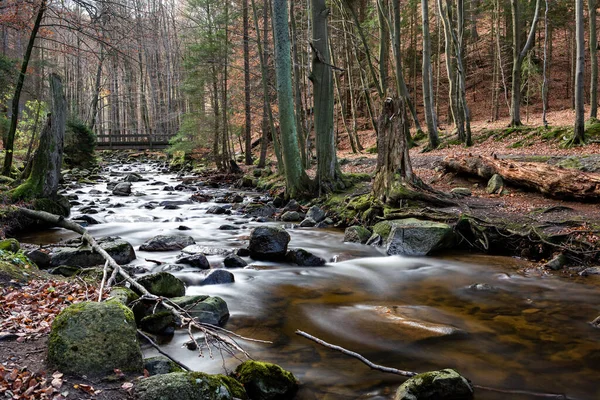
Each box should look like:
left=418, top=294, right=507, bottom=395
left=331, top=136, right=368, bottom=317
left=19, top=162, right=600, bottom=399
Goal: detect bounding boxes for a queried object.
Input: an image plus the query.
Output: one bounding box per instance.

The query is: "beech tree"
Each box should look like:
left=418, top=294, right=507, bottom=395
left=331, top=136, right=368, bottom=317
left=573, top=0, right=585, bottom=144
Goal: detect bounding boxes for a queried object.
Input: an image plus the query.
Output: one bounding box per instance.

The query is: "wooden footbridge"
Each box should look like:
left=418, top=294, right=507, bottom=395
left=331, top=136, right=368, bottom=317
left=95, top=132, right=173, bottom=150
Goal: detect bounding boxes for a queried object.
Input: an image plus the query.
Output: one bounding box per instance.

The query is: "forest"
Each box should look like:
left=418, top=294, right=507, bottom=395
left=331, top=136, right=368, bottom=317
left=2, top=1, right=600, bottom=400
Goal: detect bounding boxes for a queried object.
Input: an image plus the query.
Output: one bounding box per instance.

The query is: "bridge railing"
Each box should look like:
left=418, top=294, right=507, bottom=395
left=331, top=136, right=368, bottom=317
left=95, top=132, right=173, bottom=149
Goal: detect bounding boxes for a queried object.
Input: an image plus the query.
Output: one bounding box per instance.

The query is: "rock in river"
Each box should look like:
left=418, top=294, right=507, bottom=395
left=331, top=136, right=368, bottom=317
left=140, top=235, right=196, bottom=251
left=395, top=369, right=473, bottom=400
left=285, top=249, right=326, bottom=267
left=177, top=253, right=210, bottom=269
left=223, top=254, right=248, bottom=268
left=248, top=226, right=290, bottom=261
left=170, top=295, right=229, bottom=326
left=198, top=269, right=235, bottom=285
left=374, top=218, right=454, bottom=256
left=48, top=301, right=143, bottom=377
left=113, top=182, right=132, bottom=196
left=344, top=226, right=372, bottom=244
left=233, top=360, right=298, bottom=400
left=50, top=237, right=136, bottom=267
left=136, top=272, right=186, bottom=297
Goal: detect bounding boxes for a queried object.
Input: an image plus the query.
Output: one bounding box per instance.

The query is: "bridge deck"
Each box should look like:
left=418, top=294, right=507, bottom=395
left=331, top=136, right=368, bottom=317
left=95, top=134, right=173, bottom=150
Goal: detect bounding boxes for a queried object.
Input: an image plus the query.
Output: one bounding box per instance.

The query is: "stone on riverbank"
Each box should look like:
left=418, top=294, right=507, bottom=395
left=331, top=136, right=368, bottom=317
left=344, top=226, right=372, bottom=244
left=143, top=356, right=185, bottom=376
left=233, top=360, right=298, bottom=400
left=50, top=237, right=136, bottom=267
left=248, top=226, right=290, bottom=261
left=281, top=211, right=302, bottom=222
left=48, top=301, right=143, bottom=377
left=306, top=205, right=326, bottom=223
left=374, top=218, right=454, bottom=256
left=139, top=235, right=195, bottom=251
left=136, top=272, right=186, bottom=297
left=0, top=238, right=19, bottom=252
left=135, top=372, right=247, bottom=400
left=394, top=369, right=473, bottom=400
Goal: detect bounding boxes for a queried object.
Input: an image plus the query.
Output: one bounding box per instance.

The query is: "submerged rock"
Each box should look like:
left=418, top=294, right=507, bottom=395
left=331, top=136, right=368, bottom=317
left=135, top=372, right=247, bottom=400
left=248, top=226, right=290, bottom=261
left=48, top=301, right=142, bottom=377
left=136, top=272, right=186, bottom=297
left=394, top=369, right=473, bottom=400
left=140, top=235, right=196, bottom=251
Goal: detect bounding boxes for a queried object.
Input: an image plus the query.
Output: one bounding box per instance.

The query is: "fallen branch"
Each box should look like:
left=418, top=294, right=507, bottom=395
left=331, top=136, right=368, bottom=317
left=296, top=330, right=573, bottom=399
left=137, top=329, right=191, bottom=371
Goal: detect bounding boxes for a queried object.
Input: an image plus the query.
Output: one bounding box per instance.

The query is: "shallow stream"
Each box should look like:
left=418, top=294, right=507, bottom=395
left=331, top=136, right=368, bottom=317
left=18, top=162, right=600, bottom=400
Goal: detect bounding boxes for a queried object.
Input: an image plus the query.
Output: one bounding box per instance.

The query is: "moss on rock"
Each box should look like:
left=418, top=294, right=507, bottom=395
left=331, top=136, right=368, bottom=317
left=134, top=371, right=247, bottom=400
left=107, top=286, right=140, bottom=306
left=0, top=238, right=19, bottom=252
left=48, top=301, right=143, bottom=377
left=394, top=369, right=473, bottom=400
left=233, top=360, right=298, bottom=400
left=136, top=272, right=186, bottom=298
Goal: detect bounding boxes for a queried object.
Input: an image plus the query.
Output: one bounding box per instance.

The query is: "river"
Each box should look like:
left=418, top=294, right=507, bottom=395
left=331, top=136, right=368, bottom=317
left=18, top=160, right=600, bottom=400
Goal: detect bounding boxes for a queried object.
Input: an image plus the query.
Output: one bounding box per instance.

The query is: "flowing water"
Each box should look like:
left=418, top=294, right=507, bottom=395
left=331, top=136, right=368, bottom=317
left=18, top=162, right=600, bottom=400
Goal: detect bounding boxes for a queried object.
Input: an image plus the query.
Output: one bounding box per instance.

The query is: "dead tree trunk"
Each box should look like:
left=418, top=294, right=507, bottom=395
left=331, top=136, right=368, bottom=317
left=442, top=155, right=600, bottom=201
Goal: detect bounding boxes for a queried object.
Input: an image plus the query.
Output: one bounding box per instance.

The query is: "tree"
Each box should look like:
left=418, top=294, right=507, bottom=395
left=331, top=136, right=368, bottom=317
left=573, top=0, right=585, bottom=143
left=12, top=74, right=66, bottom=207
left=421, top=0, right=439, bottom=149
left=510, top=0, right=541, bottom=126
left=272, top=0, right=311, bottom=197
left=311, top=0, right=341, bottom=192
left=589, top=0, right=597, bottom=119
left=243, top=0, right=252, bottom=165
left=2, top=0, right=46, bottom=176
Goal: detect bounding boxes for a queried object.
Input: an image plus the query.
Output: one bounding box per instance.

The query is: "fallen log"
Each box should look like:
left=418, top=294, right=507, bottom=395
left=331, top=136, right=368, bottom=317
left=441, top=155, right=600, bottom=201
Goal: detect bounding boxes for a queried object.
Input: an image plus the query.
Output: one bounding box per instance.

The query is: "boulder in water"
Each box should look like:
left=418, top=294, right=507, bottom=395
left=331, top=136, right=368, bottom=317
left=233, top=360, right=298, bottom=400
left=199, top=269, right=235, bottom=285
left=248, top=226, right=290, bottom=261
left=223, top=254, right=248, bottom=268
left=113, top=182, right=132, bottom=196
left=299, top=218, right=316, bottom=228
left=140, top=235, right=195, bottom=251
left=394, top=369, right=473, bottom=400
left=306, top=205, right=326, bottom=223
left=50, top=237, right=135, bottom=267
left=285, top=249, right=326, bottom=267
left=48, top=301, right=143, bottom=377
left=244, top=203, right=276, bottom=218
left=177, top=253, right=210, bottom=269
left=281, top=211, right=302, bottom=222
left=136, top=272, right=186, bottom=297
left=170, top=295, right=229, bottom=326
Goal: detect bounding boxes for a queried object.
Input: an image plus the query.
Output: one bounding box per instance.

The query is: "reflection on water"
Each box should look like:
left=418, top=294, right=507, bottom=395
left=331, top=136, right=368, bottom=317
left=18, top=162, right=600, bottom=399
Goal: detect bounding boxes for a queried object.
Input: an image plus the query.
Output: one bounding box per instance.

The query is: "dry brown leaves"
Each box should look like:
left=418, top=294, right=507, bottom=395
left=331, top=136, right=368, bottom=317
left=0, top=280, right=103, bottom=342
left=0, top=368, right=68, bottom=399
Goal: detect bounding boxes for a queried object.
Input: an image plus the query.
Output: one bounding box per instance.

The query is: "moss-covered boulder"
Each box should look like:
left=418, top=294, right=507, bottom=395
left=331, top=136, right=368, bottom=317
left=0, top=260, right=44, bottom=284
left=394, top=369, right=473, bottom=400
left=233, top=361, right=298, bottom=400
left=248, top=226, right=290, bottom=261
left=0, top=238, right=19, bottom=252
left=49, top=237, right=136, bottom=268
left=107, top=286, right=140, bottom=306
left=31, top=196, right=71, bottom=217
left=140, top=311, right=176, bottom=335
left=343, top=226, right=372, bottom=244
left=48, top=301, right=143, bottom=377
left=381, top=218, right=455, bottom=256
left=135, top=372, right=247, bottom=400
left=136, top=272, right=186, bottom=297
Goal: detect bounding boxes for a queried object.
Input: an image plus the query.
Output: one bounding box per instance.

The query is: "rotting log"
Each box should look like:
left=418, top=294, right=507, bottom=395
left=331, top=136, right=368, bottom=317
left=442, top=155, right=600, bottom=201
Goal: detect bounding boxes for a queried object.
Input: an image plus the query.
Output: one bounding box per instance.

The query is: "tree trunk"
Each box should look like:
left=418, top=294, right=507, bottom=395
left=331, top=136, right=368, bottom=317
left=2, top=0, right=46, bottom=176
left=574, top=0, right=585, bottom=143
left=422, top=0, right=439, bottom=149
left=311, top=0, right=339, bottom=193
left=589, top=0, right=597, bottom=119
left=542, top=0, right=549, bottom=128
left=272, top=0, right=311, bottom=197
left=243, top=0, right=252, bottom=165
left=13, top=73, right=65, bottom=200
left=442, top=155, right=600, bottom=201
left=510, top=0, right=541, bottom=126
left=373, top=97, right=414, bottom=202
